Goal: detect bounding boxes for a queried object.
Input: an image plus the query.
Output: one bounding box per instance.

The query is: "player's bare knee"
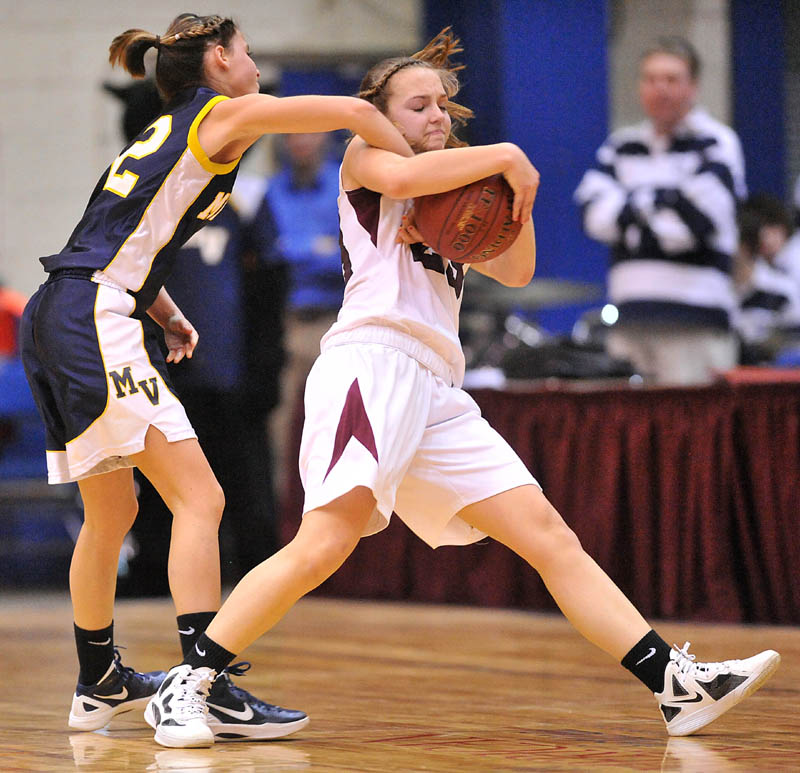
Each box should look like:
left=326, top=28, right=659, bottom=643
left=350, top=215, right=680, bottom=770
left=296, top=531, right=359, bottom=587
left=84, top=495, right=139, bottom=540
left=527, top=506, right=584, bottom=569
left=539, top=522, right=583, bottom=568
left=208, top=481, right=225, bottom=521
left=181, top=480, right=224, bottom=525
left=122, top=497, right=139, bottom=531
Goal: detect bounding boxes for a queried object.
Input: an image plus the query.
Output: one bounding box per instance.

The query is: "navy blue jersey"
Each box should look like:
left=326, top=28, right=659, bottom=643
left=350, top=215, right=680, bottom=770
left=41, top=87, right=240, bottom=316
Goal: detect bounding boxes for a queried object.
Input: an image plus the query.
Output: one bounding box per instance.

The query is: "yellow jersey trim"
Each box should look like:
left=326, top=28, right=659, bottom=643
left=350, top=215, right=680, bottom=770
left=187, top=95, right=241, bottom=174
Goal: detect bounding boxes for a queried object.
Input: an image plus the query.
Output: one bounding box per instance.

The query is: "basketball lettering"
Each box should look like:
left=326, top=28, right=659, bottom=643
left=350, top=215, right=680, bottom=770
left=414, top=175, right=522, bottom=263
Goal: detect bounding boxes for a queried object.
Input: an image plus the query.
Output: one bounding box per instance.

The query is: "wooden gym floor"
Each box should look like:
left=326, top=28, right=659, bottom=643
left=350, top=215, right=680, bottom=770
left=1, top=592, right=797, bottom=771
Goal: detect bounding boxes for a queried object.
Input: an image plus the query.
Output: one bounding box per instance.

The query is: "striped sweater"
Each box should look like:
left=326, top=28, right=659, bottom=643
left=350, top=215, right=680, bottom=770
left=575, top=107, right=746, bottom=328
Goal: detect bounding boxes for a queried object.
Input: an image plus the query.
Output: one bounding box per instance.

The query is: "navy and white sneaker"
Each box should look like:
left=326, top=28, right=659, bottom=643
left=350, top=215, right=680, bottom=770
left=68, top=648, right=166, bottom=731
left=655, top=642, right=780, bottom=736
left=144, top=664, right=216, bottom=748
left=206, top=662, right=309, bottom=741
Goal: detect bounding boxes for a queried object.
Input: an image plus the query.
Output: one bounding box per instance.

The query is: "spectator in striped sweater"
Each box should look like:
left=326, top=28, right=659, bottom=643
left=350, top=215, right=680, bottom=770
left=575, top=36, right=745, bottom=385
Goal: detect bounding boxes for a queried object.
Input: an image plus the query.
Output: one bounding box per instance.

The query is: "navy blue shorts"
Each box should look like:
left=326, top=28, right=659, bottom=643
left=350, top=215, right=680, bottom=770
left=20, top=271, right=195, bottom=483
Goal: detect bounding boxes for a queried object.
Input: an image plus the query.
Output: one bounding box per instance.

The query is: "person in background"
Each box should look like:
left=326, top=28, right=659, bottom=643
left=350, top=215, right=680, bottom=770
left=575, top=36, right=745, bottom=385
left=260, top=132, right=343, bottom=501
left=733, top=194, right=800, bottom=362
left=0, top=280, right=27, bottom=359
left=773, top=174, right=800, bottom=292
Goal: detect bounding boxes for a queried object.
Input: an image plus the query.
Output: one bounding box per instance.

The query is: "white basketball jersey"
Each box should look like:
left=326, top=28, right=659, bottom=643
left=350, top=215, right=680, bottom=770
left=321, top=170, right=466, bottom=386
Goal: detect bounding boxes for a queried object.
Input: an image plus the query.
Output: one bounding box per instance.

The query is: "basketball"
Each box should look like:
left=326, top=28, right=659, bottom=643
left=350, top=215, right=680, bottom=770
left=413, top=174, right=522, bottom=264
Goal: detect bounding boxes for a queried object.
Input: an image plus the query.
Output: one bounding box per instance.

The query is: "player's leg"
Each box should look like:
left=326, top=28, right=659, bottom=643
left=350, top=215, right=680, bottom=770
left=71, top=468, right=139, bottom=631
left=134, top=425, right=296, bottom=746
left=459, top=484, right=648, bottom=657
left=145, top=485, right=376, bottom=747
left=131, top=425, right=224, bottom=615
left=206, top=484, right=376, bottom=652
left=134, top=422, right=299, bottom=741
left=68, top=468, right=166, bottom=730
left=457, top=486, right=780, bottom=735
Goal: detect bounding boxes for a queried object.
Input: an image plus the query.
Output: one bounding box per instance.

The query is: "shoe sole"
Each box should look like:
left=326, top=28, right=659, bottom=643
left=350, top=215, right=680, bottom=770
left=144, top=700, right=214, bottom=748
left=68, top=695, right=150, bottom=731
left=667, top=650, right=781, bottom=736
left=208, top=715, right=310, bottom=742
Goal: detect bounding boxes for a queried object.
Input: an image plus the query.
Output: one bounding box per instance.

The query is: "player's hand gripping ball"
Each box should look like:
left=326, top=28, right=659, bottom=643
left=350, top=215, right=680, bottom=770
left=413, top=174, right=522, bottom=263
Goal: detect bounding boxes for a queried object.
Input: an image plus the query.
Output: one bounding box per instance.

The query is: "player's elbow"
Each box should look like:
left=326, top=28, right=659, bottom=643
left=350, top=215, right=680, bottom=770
left=492, top=249, right=535, bottom=287
left=502, top=223, right=536, bottom=286
left=504, top=260, right=535, bottom=287
left=347, top=99, right=387, bottom=138
left=382, top=168, right=415, bottom=200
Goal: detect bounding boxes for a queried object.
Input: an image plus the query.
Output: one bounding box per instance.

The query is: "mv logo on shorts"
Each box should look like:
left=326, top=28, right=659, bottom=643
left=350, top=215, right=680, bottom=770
left=108, top=366, right=160, bottom=405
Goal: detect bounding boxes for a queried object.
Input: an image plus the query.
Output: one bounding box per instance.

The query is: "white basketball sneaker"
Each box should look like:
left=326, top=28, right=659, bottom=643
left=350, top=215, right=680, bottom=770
left=144, top=664, right=216, bottom=748
left=655, top=642, right=780, bottom=736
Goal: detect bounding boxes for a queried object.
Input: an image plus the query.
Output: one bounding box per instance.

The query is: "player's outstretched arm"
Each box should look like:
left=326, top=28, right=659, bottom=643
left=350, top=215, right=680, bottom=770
left=198, top=94, right=413, bottom=163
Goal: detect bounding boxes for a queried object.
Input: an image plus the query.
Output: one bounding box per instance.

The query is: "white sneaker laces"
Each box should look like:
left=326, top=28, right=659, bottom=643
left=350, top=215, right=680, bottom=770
left=173, top=670, right=213, bottom=720
left=672, top=641, right=736, bottom=677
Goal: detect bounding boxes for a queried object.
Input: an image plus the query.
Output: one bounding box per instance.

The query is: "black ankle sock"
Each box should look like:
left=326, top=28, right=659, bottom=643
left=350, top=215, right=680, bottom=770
left=621, top=630, right=673, bottom=693
left=74, top=622, right=115, bottom=686
left=176, top=612, right=217, bottom=658
left=182, top=632, right=236, bottom=673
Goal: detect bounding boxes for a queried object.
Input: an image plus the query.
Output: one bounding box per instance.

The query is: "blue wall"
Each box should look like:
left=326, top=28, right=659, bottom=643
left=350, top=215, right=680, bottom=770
left=426, top=0, right=610, bottom=332
left=730, top=0, right=787, bottom=200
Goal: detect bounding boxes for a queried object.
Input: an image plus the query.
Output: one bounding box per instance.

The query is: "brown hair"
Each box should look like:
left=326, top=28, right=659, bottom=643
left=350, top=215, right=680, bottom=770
left=358, top=27, right=473, bottom=148
left=108, top=13, right=238, bottom=103
left=640, top=35, right=701, bottom=81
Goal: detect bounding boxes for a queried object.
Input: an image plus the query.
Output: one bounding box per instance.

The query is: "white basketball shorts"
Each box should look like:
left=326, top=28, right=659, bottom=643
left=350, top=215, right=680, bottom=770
left=299, top=341, right=538, bottom=548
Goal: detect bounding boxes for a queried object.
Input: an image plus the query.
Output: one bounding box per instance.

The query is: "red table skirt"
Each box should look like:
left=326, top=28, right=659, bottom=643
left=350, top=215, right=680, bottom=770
left=281, top=381, right=800, bottom=624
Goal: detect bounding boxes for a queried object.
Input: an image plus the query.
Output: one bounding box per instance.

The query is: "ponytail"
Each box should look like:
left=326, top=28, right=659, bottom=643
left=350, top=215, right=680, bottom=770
left=108, top=13, right=238, bottom=102
left=108, top=29, right=159, bottom=78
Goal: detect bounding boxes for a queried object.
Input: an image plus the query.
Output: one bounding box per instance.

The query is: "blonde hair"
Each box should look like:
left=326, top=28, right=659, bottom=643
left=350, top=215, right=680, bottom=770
left=358, top=27, right=473, bottom=148
left=108, top=13, right=238, bottom=102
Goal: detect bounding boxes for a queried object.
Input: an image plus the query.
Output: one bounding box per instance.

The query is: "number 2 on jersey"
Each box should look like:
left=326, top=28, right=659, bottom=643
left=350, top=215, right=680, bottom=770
left=103, top=115, right=172, bottom=198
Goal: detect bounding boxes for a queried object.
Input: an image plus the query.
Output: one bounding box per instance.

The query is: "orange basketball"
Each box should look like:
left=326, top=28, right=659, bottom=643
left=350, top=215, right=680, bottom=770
left=413, top=174, right=522, bottom=263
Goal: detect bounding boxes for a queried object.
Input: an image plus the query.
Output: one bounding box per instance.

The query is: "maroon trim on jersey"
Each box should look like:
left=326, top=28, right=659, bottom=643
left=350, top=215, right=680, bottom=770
left=323, top=378, right=378, bottom=481
left=345, top=187, right=381, bottom=247
left=339, top=228, right=352, bottom=283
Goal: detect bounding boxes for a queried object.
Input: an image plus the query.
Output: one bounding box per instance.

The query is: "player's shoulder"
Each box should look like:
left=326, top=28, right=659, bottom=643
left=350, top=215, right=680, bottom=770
left=160, top=86, right=227, bottom=126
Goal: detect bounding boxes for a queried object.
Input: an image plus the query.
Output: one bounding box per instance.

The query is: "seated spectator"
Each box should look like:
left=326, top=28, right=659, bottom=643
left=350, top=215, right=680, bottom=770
left=733, top=195, right=800, bottom=362
left=773, top=175, right=800, bottom=291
